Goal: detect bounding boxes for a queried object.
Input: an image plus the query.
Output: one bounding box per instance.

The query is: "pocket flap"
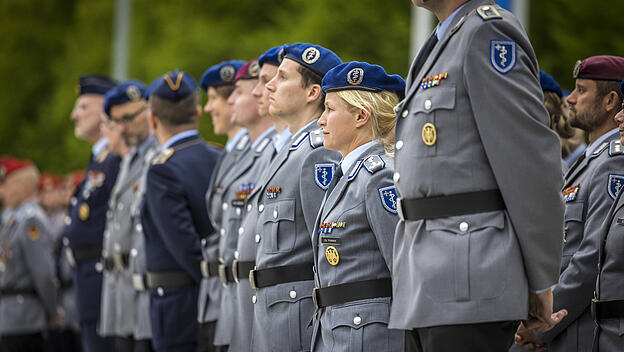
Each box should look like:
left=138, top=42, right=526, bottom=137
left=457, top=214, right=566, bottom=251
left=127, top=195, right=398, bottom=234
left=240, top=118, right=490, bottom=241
left=425, top=210, right=505, bottom=234
left=411, top=86, right=456, bottom=114
left=262, top=199, right=295, bottom=224
left=330, top=300, right=390, bottom=330
left=266, top=280, right=314, bottom=307
left=564, top=202, right=584, bottom=222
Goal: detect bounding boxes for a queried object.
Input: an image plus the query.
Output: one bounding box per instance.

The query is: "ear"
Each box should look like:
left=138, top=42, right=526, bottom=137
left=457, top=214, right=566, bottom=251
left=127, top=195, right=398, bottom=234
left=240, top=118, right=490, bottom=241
left=354, top=106, right=371, bottom=129
left=306, top=84, right=323, bottom=104
left=149, top=111, right=158, bottom=131
left=195, top=105, right=202, bottom=118
left=604, top=91, right=620, bottom=114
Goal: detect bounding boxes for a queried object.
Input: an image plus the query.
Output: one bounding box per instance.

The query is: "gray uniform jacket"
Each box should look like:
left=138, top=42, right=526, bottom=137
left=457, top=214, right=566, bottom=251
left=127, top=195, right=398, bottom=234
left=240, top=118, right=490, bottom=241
left=534, top=134, right=624, bottom=351
left=390, top=0, right=565, bottom=329
left=214, top=129, right=276, bottom=346
left=310, top=143, right=403, bottom=352
left=594, top=141, right=624, bottom=351
left=250, top=120, right=341, bottom=352
left=100, top=137, right=158, bottom=337
left=0, top=200, right=58, bottom=335
left=199, top=133, right=250, bottom=323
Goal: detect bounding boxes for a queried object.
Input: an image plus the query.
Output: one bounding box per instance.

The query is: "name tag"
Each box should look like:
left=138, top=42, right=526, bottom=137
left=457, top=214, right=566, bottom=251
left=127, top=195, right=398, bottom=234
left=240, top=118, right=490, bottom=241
left=320, top=237, right=341, bottom=246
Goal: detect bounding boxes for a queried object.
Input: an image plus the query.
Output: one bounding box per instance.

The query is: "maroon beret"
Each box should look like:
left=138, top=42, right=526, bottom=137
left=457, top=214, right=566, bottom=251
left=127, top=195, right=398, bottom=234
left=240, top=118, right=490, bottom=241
left=573, top=55, right=624, bottom=81
left=234, top=60, right=260, bottom=83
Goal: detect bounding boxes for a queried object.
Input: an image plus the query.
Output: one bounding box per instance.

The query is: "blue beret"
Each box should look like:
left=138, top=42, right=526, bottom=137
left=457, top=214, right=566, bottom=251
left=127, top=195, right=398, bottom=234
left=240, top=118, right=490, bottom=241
left=322, top=61, right=406, bottom=100
left=103, top=80, right=147, bottom=117
left=78, top=75, right=117, bottom=96
left=283, top=43, right=342, bottom=77
left=620, top=80, right=624, bottom=95
left=149, top=71, right=197, bottom=102
left=539, top=71, right=563, bottom=98
left=258, top=46, right=285, bottom=67
left=199, top=60, right=246, bottom=91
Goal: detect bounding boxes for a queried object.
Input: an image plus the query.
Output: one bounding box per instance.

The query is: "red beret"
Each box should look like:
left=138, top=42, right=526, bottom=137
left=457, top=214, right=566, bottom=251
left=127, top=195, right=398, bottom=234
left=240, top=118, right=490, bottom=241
left=573, top=55, right=624, bottom=81
left=234, top=60, right=260, bottom=83
left=68, top=170, right=85, bottom=188
left=0, top=156, right=33, bottom=181
left=39, top=173, right=63, bottom=191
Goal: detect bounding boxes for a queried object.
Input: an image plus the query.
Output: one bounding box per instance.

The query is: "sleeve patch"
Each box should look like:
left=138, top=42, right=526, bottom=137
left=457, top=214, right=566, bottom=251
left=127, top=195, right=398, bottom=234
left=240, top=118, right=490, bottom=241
left=490, top=40, right=516, bottom=74
left=378, top=185, right=398, bottom=214
left=608, top=174, right=624, bottom=200
left=314, top=163, right=335, bottom=190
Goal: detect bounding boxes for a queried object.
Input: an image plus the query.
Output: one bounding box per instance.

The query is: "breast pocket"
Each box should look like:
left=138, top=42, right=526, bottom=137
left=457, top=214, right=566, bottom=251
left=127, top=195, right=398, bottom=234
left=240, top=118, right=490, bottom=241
left=563, top=202, right=584, bottom=256
left=328, top=300, right=395, bottom=352
left=408, top=86, right=456, bottom=158
left=262, top=199, right=296, bottom=254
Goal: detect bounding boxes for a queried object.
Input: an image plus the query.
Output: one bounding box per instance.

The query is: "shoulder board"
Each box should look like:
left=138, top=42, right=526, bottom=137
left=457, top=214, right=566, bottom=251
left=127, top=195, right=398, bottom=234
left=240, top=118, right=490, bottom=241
left=591, top=142, right=610, bottom=158
left=152, top=148, right=174, bottom=165
left=363, top=155, right=386, bottom=174
left=290, top=132, right=309, bottom=150
left=235, top=134, right=250, bottom=151
left=609, top=140, right=624, bottom=156
left=309, top=129, right=324, bottom=149
left=97, top=148, right=110, bottom=163
left=255, top=138, right=271, bottom=154
left=347, top=160, right=364, bottom=181
left=476, top=5, right=502, bottom=21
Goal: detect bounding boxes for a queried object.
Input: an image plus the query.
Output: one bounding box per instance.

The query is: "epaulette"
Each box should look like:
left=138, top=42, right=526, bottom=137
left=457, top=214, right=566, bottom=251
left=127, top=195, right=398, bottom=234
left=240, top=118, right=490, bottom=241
left=476, top=5, right=502, bottom=21
left=290, top=132, right=309, bottom=150
left=363, top=155, right=386, bottom=174
left=235, top=134, right=250, bottom=151
left=591, top=142, right=610, bottom=158
left=152, top=148, right=174, bottom=165
left=97, top=148, right=110, bottom=163
left=609, top=140, right=624, bottom=156
left=255, top=137, right=271, bottom=154
left=309, top=129, right=324, bottom=149
left=347, top=160, right=364, bottom=181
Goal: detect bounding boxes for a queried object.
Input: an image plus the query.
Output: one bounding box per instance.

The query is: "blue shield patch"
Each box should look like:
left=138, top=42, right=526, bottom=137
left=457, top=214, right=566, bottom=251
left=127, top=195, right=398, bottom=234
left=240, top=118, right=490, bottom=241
left=315, top=163, right=335, bottom=190
left=607, top=174, right=624, bottom=199
left=378, top=185, right=398, bottom=214
left=490, top=40, right=516, bottom=74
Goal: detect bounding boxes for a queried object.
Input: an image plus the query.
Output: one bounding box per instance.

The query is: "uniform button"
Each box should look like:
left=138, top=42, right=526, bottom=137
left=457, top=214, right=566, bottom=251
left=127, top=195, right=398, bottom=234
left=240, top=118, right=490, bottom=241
left=16, top=295, right=24, bottom=304
left=136, top=224, right=143, bottom=232
left=104, top=231, right=110, bottom=239
left=236, top=208, right=241, bottom=216
left=218, top=257, right=224, bottom=264
left=157, top=287, right=164, bottom=297
left=252, top=295, right=257, bottom=304
left=107, top=211, right=112, bottom=219
left=238, top=227, right=244, bottom=236
left=220, top=228, right=226, bottom=237
left=82, top=190, right=89, bottom=199
left=258, top=204, right=264, bottom=213
left=95, top=262, right=103, bottom=272
left=62, top=238, right=69, bottom=246
left=402, top=110, right=409, bottom=118
left=459, top=222, right=469, bottom=232
left=131, top=248, right=138, bottom=257
left=396, top=140, right=404, bottom=150
left=247, top=204, right=253, bottom=212
left=424, top=99, right=432, bottom=110
left=118, top=203, right=124, bottom=211
left=201, top=238, right=207, bottom=246
left=114, top=243, right=121, bottom=252
left=234, top=251, right=239, bottom=259
left=393, top=172, right=400, bottom=183
left=64, top=216, right=72, bottom=225
left=353, top=316, right=362, bottom=325
left=289, top=290, right=297, bottom=299
left=70, top=197, right=77, bottom=206
left=255, top=234, right=261, bottom=243
left=222, top=202, right=228, bottom=211
left=273, top=210, right=278, bottom=219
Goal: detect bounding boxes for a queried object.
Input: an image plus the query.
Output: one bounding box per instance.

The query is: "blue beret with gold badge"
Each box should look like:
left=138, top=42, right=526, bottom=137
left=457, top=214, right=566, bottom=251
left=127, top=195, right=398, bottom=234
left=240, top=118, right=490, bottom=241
left=283, top=43, right=342, bottom=77
left=103, top=80, right=146, bottom=117
left=200, top=60, right=246, bottom=91
left=258, top=45, right=286, bottom=67
left=322, top=61, right=406, bottom=100
left=78, top=74, right=117, bottom=96
left=149, top=70, right=197, bottom=102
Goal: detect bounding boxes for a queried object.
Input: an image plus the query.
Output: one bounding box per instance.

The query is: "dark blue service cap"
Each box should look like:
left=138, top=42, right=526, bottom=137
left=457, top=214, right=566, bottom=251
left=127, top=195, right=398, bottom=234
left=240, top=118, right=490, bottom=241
left=103, top=80, right=147, bottom=117
left=283, top=43, right=342, bottom=77
left=77, top=74, right=117, bottom=96
left=200, top=60, right=246, bottom=91
left=149, top=70, right=197, bottom=102
left=258, top=45, right=286, bottom=67
left=539, top=71, right=563, bottom=98
left=322, top=61, right=406, bottom=100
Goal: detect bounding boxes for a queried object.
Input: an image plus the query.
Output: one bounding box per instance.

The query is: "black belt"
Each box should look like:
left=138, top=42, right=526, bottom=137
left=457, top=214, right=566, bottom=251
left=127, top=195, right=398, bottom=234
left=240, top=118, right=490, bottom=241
left=146, top=271, right=194, bottom=288
left=232, top=260, right=255, bottom=283
left=66, top=246, right=102, bottom=266
left=397, top=189, right=505, bottom=221
left=218, top=264, right=235, bottom=285
left=102, top=254, right=129, bottom=271
left=312, top=278, right=392, bottom=309
left=200, top=260, right=220, bottom=278
left=60, top=278, right=73, bottom=289
left=0, top=287, right=37, bottom=297
left=592, top=298, right=624, bottom=321
left=249, top=262, right=314, bottom=289
left=102, top=257, right=116, bottom=271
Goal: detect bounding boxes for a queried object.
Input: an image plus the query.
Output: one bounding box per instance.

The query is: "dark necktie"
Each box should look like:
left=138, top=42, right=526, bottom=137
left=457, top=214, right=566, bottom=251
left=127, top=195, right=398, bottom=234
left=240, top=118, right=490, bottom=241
left=411, top=32, right=439, bottom=81
left=326, top=165, right=344, bottom=196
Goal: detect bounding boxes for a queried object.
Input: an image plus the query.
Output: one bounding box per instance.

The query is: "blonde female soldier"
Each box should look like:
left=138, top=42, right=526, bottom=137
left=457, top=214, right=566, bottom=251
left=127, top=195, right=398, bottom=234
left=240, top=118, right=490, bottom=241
left=311, top=62, right=405, bottom=351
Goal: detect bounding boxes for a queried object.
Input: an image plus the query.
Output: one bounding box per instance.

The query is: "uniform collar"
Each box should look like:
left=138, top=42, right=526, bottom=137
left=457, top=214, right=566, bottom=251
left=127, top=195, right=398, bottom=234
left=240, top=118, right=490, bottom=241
left=225, top=129, right=248, bottom=153
left=436, top=2, right=469, bottom=40
left=252, top=126, right=276, bottom=149
left=162, top=129, right=199, bottom=150
left=341, top=140, right=377, bottom=174
left=585, top=128, right=618, bottom=157
left=564, top=144, right=586, bottom=166
left=273, top=128, right=293, bottom=153
left=290, top=119, right=318, bottom=138
left=92, top=137, right=109, bottom=158
left=137, top=135, right=156, bottom=156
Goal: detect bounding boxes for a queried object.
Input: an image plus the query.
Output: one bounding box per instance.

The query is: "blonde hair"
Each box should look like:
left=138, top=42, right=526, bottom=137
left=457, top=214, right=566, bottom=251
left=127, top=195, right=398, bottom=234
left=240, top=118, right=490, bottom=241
left=336, top=89, right=398, bottom=155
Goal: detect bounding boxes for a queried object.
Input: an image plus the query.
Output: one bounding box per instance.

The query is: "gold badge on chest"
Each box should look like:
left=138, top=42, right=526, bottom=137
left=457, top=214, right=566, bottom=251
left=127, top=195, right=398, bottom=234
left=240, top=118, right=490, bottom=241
left=422, top=123, right=437, bottom=146
left=325, top=246, right=340, bottom=266
left=79, top=203, right=90, bottom=221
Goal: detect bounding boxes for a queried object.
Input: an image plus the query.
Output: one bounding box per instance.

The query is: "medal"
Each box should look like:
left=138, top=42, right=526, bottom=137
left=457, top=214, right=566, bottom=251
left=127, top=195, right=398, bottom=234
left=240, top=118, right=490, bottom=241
left=79, top=203, right=90, bottom=220
left=325, top=246, right=340, bottom=266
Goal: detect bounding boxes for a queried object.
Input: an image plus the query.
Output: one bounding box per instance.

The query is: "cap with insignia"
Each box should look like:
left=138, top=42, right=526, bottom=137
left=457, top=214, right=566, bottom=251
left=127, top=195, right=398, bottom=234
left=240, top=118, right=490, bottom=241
left=199, top=60, right=246, bottom=91
left=283, top=43, right=342, bottom=77
left=539, top=71, right=563, bottom=98
left=573, top=55, right=624, bottom=81
left=77, top=75, right=117, bottom=96
left=234, top=60, right=261, bottom=83
left=149, top=70, right=197, bottom=102
left=322, top=61, right=406, bottom=100
left=258, top=45, right=285, bottom=67
left=103, top=80, right=147, bottom=117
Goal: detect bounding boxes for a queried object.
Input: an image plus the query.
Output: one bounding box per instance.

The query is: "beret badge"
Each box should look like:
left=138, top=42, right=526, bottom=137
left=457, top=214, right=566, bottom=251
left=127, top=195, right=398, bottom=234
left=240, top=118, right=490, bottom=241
left=220, top=65, right=236, bottom=83
left=126, top=85, right=141, bottom=101
left=573, top=60, right=582, bottom=79
left=302, top=47, right=321, bottom=64
left=347, top=68, right=364, bottom=85
left=249, top=62, right=260, bottom=77
left=277, top=48, right=285, bottom=64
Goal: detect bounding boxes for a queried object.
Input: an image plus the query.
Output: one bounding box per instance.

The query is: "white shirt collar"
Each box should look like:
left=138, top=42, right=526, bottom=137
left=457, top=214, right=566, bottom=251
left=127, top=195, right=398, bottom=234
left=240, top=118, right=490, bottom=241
left=585, top=128, right=618, bottom=157
left=162, top=130, right=199, bottom=150
left=340, top=140, right=378, bottom=174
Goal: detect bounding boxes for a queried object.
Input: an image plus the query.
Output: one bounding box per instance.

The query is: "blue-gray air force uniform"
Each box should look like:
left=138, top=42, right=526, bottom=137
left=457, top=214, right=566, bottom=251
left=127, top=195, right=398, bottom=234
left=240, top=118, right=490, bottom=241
left=311, top=142, right=403, bottom=352
left=390, top=0, right=565, bottom=329
left=0, top=200, right=58, bottom=335
left=199, top=129, right=250, bottom=326
left=249, top=120, right=341, bottom=351
left=213, top=127, right=276, bottom=347
left=534, top=131, right=624, bottom=351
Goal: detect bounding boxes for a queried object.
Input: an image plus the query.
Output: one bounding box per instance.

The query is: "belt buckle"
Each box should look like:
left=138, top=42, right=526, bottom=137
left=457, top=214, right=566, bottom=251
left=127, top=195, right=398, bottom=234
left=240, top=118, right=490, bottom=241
left=312, top=287, right=320, bottom=309
left=200, top=260, right=209, bottom=278
left=249, top=268, right=258, bottom=289
left=232, top=260, right=239, bottom=283
left=132, top=274, right=146, bottom=291
left=591, top=298, right=599, bottom=323
left=65, top=248, right=76, bottom=267
left=113, top=253, right=124, bottom=271
left=218, top=264, right=228, bottom=286
left=397, top=198, right=405, bottom=221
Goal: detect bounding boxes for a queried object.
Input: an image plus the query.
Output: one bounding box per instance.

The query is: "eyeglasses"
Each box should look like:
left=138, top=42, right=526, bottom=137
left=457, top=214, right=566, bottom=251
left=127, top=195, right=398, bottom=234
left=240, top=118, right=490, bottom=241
left=110, top=104, right=147, bottom=125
